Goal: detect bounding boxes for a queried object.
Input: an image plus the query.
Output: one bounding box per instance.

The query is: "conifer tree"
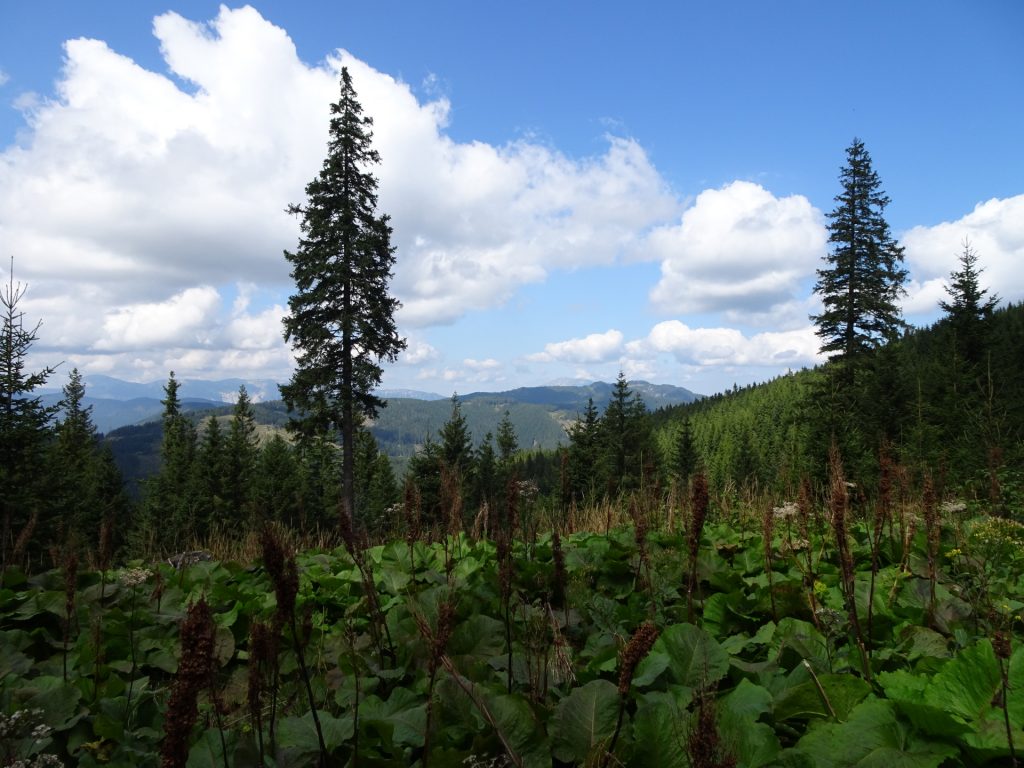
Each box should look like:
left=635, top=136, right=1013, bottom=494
left=136, top=372, right=197, bottom=554
left=225, top=385, right=258, bottom=526
left=671, top=417, right=699, bottom=487
left=439, top=394, right=473, bottom=475
left=566, top=398, right=601, bottom=504
left=940, top=240, right=999, bottom=367
left=195, top=416, right=227, bottom=538
left=1, top=262, right=57, bottom=567
left=48, top=368, right=116, bottom=549
left=812, top=139, right=907, bottom=371
left=496, top=410, right=518, bottom=464
left=254, top=434, right=302, bottom=528
left=472, top=432, right=498, bottom=514
left=281, top=67, right=406, bottom=530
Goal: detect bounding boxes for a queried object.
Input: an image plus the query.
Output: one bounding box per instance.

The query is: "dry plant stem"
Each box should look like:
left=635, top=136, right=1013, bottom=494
left=802, top=660, right=837, bottom=721
left=994, top=633, right=1017, bottom=767
left=606, top=622, right=660, bottom=767
left=290, top=613, right=328, bottom=766
left=922, top=473, right=939, bottom=624
left=62, top=550, right=78, bottom=682
left=762, top=507, right=777, bottom=623
left=828, top=446, right=871, bottom=682
left=687, top=472, right=709, bottom=623
left=438, top=655, right=524, bottom=768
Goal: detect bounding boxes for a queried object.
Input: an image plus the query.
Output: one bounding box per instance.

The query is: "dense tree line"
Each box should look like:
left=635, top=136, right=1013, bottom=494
left=1, top=269, right=130, bottom=570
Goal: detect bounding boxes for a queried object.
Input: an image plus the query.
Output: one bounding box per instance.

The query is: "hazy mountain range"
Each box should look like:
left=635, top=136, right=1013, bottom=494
left=40, top=374, right=701, bottom=435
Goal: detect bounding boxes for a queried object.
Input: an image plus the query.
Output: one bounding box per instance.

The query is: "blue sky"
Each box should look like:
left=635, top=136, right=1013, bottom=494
left=2, top=1, right=1022, bottom=399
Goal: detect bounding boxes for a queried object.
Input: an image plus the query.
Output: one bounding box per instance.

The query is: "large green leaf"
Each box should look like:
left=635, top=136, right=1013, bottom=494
left=791, top=699, right=958, bottom=768
left=551, top=679, right=619, bottom=764
left=717, top=679, right=780, bottom=768
left=360, top=687, right=427, bottom=749
left=482, top=691, right=550, bottom=768
left=772, top=617, right=830, bottom=671
left=774, top=671, right=871, bottom=722
left=634, top=622, right=728, bottom=689
left=632, top=691, right=690, bottom=768
left=276, top=710, right=354, bottom=763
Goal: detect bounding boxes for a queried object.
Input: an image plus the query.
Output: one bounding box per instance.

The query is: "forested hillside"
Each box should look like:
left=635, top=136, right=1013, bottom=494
left=651, top=301, right=1024, bottom=502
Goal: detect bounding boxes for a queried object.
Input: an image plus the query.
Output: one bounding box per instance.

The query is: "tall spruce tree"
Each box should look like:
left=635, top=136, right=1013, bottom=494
left=136, top=372, right=197, bottom=554
left=1, top=263, right=57, bottom=567
left=225, top=385, right=258, bottom=526
left=939, top=240, right=999, bottom=367
left=281, top=66, right=406, bottom=529
left=812, top=139, right=907, bottom=370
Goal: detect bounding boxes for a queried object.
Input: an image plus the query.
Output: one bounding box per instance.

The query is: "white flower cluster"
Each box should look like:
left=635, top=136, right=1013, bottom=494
left=8, top=756, right=63, bottom=768
left=0, top=708, right=44, bottom=739
left=772, top=502, right=799, bottom=520
left=463, top=755, right=512, bottom=768
left=0, top=709, right=63, bottom=767
left=118, top=567, right=153, bottom=588
left=940, top=500, right=967, bottom=515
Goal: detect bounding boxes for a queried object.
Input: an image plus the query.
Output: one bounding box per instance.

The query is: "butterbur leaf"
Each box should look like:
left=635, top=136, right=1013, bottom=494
left=277, top=710, right=354, bottom=762
left=482, top=691, right=549, bottom=768
left=551, top=679, right=619, bottom=764
left=632, top=691, right=690, bottom=767
left=360, top=687, right=427, bottom=748
left=774, top=672, right=871, bottom=722
left=717, top=679, right=780, bottom=767
left=635, top=622, right=728, bottom=689
left=791, top=699, right=958, bottom=768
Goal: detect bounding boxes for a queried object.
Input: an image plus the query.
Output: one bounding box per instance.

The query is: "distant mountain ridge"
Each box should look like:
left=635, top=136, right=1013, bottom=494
left=41, top=374, right=700, bottom=435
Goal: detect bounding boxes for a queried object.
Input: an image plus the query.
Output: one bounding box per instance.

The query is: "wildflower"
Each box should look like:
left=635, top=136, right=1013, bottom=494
left=940, top=500, right=967, bottom=515
left=945, top=548, right=962, bottom=559
left=813, top=580, right=827, bottom=596
left=118, top=568, right=152, bottom=588
left=772, top=502, right=798, bottom=520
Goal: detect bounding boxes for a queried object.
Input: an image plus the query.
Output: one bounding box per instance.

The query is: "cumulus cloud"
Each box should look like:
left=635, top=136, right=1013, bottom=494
left=398, top=338, right=440, bottom=366
left=646, top=181, right=826, bottom=319
left=626, top=320, right=823, bottom=368
left=1, top=6, right=681, bottom=382
left=901, top=195, right=1024, bottom=317
left=528, top=329, right=624, bottom=363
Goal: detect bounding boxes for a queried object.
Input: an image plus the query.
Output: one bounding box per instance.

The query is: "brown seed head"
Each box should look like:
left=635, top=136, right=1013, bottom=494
left=618, top=621, right=660, bottom=695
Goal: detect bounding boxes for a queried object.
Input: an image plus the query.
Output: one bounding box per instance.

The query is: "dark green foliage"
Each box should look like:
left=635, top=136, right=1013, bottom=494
left=134, top=373, right=198, bottom=554
left=496, top=410, right=518, bottom=464
left=439, top=395, right=473, bottom=476
left=47, top=369, right=129, bottom=553
left=3, top=506, right=1021, bottom=767
left=1, top=265, right=57, bottom=567
left=224, top=386, right=258, bottom=526
left=939, top=240, right=999, bottom=368
left=353, top=429, right=398, bottom=534
left=812, top=138, right=907, bottom=366
left=280, top=66, right=406, bottom=527
left=195, top=415, right=228, bottom=538
left=566, top=398, right=601, bottom=504
left=670, top=417, right=699, bottom=486
left=253, top=434, right=302, bottom=528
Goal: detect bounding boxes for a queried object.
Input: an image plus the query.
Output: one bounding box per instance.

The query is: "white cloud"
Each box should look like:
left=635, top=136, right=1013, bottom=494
left=398, top=338, right=440, bottom=366
left=0, top=69, right=9, bottom=86
left=646, top=181, right=826, bottom=318
left=902, top=195, right=1024, bottom=317
left=464, top=357, right=501, bottom=371
left=528, top=329, right=624, bottom=363
left=626, top=320, right=823, bottom=368
left=1, top=6, right=681, bottom=382
left=96, top=286, right=220, bottom=351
